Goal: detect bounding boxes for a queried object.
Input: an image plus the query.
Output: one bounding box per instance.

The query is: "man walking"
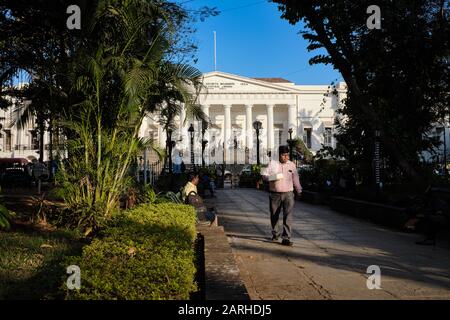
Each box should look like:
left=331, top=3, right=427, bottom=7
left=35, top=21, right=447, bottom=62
left=262, top=145, right=302, bottom=246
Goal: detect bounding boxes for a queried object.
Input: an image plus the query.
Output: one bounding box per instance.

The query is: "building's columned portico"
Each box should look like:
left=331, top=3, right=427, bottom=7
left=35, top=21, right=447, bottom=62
left=140, top=70, right=345, bottom=165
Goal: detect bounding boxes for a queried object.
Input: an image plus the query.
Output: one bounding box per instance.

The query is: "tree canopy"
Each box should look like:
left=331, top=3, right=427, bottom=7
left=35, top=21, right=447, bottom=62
left=273, top=0, right=449, bottom=186
left=0, top=0, right=216, bottom=232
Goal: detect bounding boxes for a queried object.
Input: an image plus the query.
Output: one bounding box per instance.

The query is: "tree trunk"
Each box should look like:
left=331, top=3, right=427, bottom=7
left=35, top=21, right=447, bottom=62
left=303, top=12, right=427, bottom=187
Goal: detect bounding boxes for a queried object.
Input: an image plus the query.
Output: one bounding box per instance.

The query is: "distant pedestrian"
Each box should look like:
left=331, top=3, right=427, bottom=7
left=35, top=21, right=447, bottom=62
left=174, top=153, right=182, bottom=174
left=202, top=173, right=215, bottom=197
left=262, top=145, right=302, bottom=246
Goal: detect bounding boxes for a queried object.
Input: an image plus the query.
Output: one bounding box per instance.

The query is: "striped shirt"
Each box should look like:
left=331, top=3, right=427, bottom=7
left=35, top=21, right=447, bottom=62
left=262, top=160, right=302, bottom=193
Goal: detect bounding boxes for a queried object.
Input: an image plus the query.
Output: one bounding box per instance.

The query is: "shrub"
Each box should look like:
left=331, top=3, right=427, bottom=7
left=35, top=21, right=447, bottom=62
left=0, top=204, right=14, bottom=230
left=64, top=203, right=197, bottom=300
left=0, top=187, right=14, bottom=230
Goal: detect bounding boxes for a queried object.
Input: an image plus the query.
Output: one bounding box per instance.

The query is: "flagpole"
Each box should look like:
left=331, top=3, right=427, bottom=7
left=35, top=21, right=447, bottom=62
left=214, top=31, right=217, bottom=71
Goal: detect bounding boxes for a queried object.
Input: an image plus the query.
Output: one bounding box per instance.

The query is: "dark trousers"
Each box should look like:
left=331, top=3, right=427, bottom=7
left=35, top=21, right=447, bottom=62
left=269, top=191, right=295, bottom=240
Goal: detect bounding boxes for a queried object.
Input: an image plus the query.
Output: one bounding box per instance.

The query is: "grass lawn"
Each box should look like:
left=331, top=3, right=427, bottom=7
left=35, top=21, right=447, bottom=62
left=0, top=223, right=85, bottom=300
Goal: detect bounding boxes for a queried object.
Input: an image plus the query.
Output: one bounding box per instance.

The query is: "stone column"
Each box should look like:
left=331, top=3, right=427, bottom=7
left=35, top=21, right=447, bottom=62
left=158, top=113, right=166, bottom=149
left=139, top=116, right=148, bottom=138
left=201, top=105, right=210, bottom=165
left=43, top=130, right=50, bottom=161
left=267, top=104, right=274, bottom=153
left=288, top=104, right=297, bottom=138
left=180, top=103, right=188, bottom=159
left=245, top=105, right=253, bottom=149
left=202, top=105, right=210, bottom=141
left=224, top=104, right=232, bottom=163
left=245, top=105, right=253, bottom=164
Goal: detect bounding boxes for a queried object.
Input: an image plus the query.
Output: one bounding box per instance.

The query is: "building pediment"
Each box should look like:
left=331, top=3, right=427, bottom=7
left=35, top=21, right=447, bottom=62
left=201, top=71, right=302, bottom=94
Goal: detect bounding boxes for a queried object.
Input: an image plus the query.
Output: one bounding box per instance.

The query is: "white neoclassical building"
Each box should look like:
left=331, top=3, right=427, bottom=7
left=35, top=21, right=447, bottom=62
left=0, top=98, right=44, bottom=161
left=143, top=71, right=347, bottom=165
left=3, top=71, right=448, bottom=166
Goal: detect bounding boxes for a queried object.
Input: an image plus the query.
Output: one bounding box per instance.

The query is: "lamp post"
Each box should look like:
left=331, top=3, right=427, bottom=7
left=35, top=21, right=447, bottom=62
left=442, top=116, right=448, bottom=175
left=374, top=129, right=382, bottom=190
left=188, top=123, right=195, bottom=166
left=287, top=127, right=294, bottom=160
left=167, top=128, right=173, bottom=174
left=233, top=130, right=238, bottom=165
left=201, top=120, right=208, bottom=167
left=253, top=120, right=262, bottom=166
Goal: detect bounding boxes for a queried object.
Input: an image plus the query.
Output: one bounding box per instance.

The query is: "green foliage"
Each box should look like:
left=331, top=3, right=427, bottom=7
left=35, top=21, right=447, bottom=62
left=198, top=165, right=217, bottom=181
left=163, top=191, right=184, bottom=204
left=239, top=165, right=264, bottom=188
left=0, top=187, right=14, bottom=230
left=293, top=138, right=314, bottom=163
left=251, top=164, right=261, bottom=176
left=298, top=159, right=349, bottom=192
left=64, top=203, right=198, bottom=300
left=274, top=0, right=449, bottom=185
left=0, top=204, right=14, bottom=230
left=137, top=184, right=160, bottom=204
left=48, top=0, right=205, bottom=233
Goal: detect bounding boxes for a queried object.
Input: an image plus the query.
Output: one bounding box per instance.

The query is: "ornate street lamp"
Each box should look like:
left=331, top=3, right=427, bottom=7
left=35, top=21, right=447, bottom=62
left=188, top=123, right=195, bottom=165
left=233, top=130, right=238, bottom=165
left=201, top=120, right=208, bottom=167
left=253, top=120, right=262, bottom=166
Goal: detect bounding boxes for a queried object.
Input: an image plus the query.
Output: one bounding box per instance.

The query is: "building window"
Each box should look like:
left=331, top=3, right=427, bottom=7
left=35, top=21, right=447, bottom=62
left=30, top=130, right=39, bottom=150
left=324, top=127, right=332, bottom=147
left=278, top=130, right=283, bottom=146
left=303, top=128, right=312, bottom=149
left=148, top=131, right=155, bottom=143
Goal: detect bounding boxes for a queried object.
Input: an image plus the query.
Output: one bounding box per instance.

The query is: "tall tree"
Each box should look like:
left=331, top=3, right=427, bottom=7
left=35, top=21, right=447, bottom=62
left=273, top=0, right=449, bottom=186
left=57, top=0, right=206, bottom=231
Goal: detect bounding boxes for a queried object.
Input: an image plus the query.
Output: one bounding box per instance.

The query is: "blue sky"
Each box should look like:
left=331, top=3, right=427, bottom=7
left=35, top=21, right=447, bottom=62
left=182, top=0, right=343, bottom=85
left=13, top=1, right=343, bottom=86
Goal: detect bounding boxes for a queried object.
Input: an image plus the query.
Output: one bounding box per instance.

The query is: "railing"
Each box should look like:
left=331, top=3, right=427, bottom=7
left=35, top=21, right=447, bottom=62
left=136, top=159, right=164, bottom=186
left=148, top=161, right=164, bottom=185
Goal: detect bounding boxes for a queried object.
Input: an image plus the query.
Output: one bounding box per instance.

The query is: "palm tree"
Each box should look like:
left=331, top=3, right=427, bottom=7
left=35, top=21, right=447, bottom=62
left=55, top=0, right=205, bottom=232
left=152, top=62, right=206, bottom=173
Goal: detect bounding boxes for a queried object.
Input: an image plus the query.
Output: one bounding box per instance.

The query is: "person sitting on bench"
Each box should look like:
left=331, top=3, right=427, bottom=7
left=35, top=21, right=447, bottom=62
left=183, top=172, right=217, bottom=225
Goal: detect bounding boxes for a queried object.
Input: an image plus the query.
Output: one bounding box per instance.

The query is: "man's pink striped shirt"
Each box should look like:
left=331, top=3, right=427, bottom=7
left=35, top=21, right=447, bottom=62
left=262, top=160, right=302, bottom=193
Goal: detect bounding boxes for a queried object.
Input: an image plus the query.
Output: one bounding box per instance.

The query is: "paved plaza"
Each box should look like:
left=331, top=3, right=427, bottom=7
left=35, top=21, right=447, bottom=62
left=214, top=188, right=450, bottom=300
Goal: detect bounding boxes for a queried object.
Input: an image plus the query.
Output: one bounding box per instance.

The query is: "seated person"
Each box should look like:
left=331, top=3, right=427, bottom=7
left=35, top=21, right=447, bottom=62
left=182, top=172, right=199, bottom=202
left=183, top=172, right=217, bottom=225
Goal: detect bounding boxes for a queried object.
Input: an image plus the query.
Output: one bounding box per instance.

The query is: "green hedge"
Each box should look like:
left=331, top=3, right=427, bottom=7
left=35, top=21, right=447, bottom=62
left=65, top=203, right=197, bottom=300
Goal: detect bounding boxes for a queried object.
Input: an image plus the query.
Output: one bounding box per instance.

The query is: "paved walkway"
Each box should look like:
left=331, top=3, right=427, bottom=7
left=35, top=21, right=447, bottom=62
left=215, top=188, right=450, bottom=300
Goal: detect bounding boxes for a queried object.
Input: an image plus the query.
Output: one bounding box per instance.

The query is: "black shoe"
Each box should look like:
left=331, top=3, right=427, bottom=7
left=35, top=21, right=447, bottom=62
left=281, top=239, right=293, bottom=246
left=271, top=235, right=279, bottom=242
